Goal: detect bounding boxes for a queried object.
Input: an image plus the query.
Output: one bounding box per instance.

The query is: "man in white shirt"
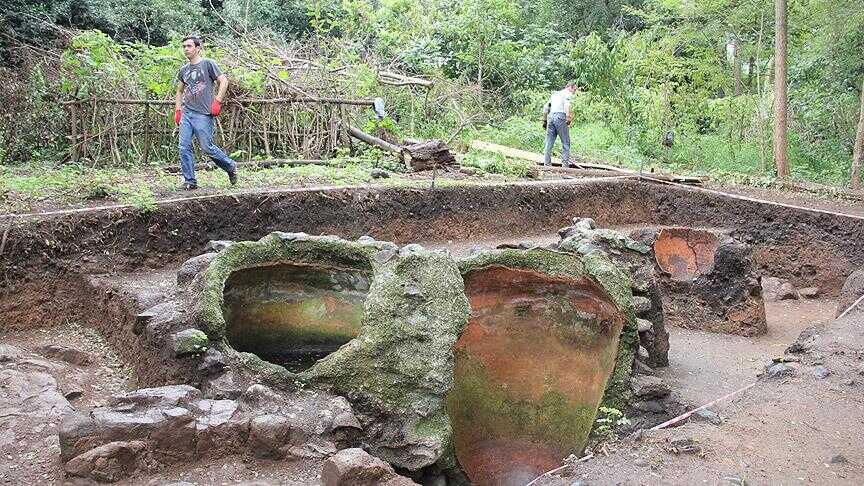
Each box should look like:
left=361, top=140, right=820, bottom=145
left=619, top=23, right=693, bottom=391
left=543, top=82, right=576, bottom=167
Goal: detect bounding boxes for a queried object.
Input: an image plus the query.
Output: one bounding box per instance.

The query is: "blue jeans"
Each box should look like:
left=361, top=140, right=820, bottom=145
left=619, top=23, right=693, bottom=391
left=543, top=112, right=571, bottom=167
left=179, top=111, right=236, bottom=185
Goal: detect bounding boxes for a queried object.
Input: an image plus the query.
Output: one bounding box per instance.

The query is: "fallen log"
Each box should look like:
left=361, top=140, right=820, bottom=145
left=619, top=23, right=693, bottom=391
left=346, top=125, right=404, bottom=156
left=347, top=126, right=456, bottom=172
left=403, top=140, right=457, bottom=171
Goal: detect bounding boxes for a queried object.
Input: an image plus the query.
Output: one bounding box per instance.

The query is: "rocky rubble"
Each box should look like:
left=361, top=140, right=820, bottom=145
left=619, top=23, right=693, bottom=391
left=321, top=448, right=419, bottom=486
left=59, top=384, right=363, bottom=482
left=836, top=268, right=864, bottom=317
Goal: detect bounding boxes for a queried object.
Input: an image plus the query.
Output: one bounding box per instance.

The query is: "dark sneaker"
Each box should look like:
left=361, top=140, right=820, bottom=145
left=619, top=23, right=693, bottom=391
left=183, top=182, right=198, bottom=191
left=228, top=170, right=238, bottom=186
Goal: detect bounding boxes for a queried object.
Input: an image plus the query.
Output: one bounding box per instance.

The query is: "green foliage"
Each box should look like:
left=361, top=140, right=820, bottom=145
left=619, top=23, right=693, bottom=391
left=462, top=151, right=533, bottom=178
left=3, top=0, right=864, bottom=189
left=592, top=406, right=631, bottom=443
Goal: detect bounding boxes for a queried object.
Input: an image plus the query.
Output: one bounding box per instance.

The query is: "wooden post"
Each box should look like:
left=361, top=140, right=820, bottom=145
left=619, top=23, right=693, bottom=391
left=773, top=0, right=790, bottom=179
left=851, top=78, right=864, bottom=189
left=69, top=102, right=79, bottom=163
left=142, top=102, right=152, bottom=165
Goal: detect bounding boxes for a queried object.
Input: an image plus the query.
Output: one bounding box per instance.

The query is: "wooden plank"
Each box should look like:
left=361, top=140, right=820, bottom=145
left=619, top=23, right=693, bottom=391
left=470, top=139, right=704, bottom=185
left=470, top=140, right=545, bottom=164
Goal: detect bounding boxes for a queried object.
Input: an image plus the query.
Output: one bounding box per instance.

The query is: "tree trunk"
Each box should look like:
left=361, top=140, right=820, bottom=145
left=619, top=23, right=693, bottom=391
left=731, top=39, right=743, bottom=96
left=773, top=0, right=790, bottom=179
left=747, top=56, right=755, bottom=89
left=852, top=78, right=864, bottom=189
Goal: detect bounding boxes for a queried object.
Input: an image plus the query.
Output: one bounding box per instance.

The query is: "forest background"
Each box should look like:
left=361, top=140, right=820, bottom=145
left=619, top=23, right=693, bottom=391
left=1, top=0, right=863, bottom=210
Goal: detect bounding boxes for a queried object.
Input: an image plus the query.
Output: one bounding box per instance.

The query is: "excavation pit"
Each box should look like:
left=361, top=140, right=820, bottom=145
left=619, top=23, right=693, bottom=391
left=2, top=179, right=864, bottom=485
left=222, top=263, right=370, bottom=372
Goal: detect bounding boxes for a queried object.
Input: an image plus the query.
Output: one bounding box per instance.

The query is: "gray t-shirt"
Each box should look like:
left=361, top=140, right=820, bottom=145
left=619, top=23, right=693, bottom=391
left=178, top=59, right=223, bottom=115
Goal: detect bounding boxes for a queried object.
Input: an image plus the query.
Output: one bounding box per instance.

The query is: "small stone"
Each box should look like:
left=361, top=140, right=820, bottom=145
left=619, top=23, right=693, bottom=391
left=631, top=375, right=671, bottom=399
left=761, top=276, right=784, bottom=301
left=459, top=167, right=478, bottom=176
left=632, top=296, right=652, bottom=315
left=798, top=287, right=820, bottom=299
left=177, top=252, right=218, bottom=285
left=403, top=283, right=422, bottom=298
left=399, top=244, right=425, bottom=256
left=723, top=476, right=747, bottom=485
left=762, top=362, right=796, bottom=379
left=171, top=329, right=209, bottom=357
left=64, top=440, right=148, bottom=482
left=357, top=235, right=376, bottom=244
left=571, top=217, right=596, bottom=230
left=670, top=436, right=694, bottom=447
left=321, top=448, right=418, bottom=486
left=637, top=318, right=653, bottom=333
left=202, top=372, right=242, bottom=400
left=694, top=408, right=723, bottom=425
left=778, top=282, right=798, bottom=300
left=135, top=302, right=178, bottom=336
left=632, top=400, right=665, bottom=413
left=638, top=346, right=650, bottom=360
left=370, top=168, right=390, bottom=179
left=569, top=481, right=588, bottom=486
left=205, top=240, right=234, bottom=252
left=198, top=348, right=228, bottom=376
left=331, top=410, right=362, bottom=431
left=813, top=366, right=831, bottom=379
left=830, top=454, right=848, bottom=464
left=274, top=232, right=309, bottom=242
left=249, top=414, right=291, bottom=459
left=36, top=345, right=92, bottom=367
left=634, top=458, right=649, bottom=467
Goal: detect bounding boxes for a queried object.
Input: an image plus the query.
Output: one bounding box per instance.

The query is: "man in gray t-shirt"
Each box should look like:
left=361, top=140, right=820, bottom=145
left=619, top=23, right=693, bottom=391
left=173, top=35, right=237, bottom=190
left=178, top=58, right=222, bottom=116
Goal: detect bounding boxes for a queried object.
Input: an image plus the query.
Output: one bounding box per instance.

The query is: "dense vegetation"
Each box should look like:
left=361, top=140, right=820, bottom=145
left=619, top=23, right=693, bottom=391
left=2, top=0, right=863, bottom=190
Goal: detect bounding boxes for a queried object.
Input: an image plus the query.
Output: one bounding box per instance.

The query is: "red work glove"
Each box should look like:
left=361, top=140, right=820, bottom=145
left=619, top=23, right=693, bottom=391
left=174, top=109, right=182, bottom=125
left=211, top=99, right=222, bottom=117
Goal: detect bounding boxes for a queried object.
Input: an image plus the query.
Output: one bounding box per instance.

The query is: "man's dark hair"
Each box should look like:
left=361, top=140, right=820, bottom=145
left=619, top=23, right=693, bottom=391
left=182, top=36, right=202, bottom=47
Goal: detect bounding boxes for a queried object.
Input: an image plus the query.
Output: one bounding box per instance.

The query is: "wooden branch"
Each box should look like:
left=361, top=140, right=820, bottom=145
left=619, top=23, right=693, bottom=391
left=378, top=70, right=434, bottom=88
left=346, top=125, right=405, bottom=155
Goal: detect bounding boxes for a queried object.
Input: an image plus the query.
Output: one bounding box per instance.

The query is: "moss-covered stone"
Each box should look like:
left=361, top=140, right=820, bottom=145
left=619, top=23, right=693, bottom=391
left=303, top=247, right=471, bottom=471
left=190, top=233, right=470, bottom=472
left=171, top=329, right=209, bottom=357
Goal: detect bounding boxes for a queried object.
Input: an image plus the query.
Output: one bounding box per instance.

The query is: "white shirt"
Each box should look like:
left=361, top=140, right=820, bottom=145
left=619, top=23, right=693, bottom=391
left=548, top=89, right=572, bottom=114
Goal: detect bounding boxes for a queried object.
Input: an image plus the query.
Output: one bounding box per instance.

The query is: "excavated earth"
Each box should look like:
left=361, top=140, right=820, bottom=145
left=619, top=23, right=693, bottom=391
left=2, top=177, right=864, bottom=485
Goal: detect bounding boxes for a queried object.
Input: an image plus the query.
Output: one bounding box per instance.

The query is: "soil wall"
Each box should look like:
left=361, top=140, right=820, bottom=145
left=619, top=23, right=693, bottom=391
left=1, top=179, right=861, bottom=302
